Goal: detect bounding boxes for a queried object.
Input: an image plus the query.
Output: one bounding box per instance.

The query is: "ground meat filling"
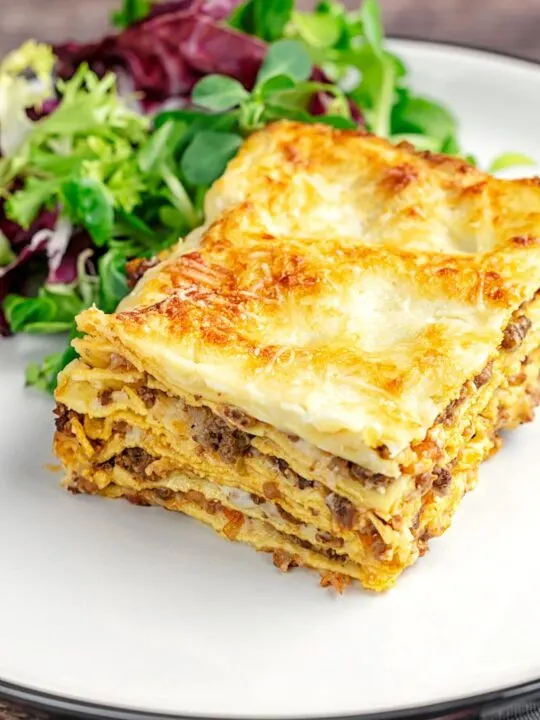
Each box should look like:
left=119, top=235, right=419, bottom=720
left=53, top=403, right=83, bottom=433
left=272, top=550, right=298, bottom=572
left=432, top=466, right=452, bottom=495
left=262, top=481, right=281, bottom=499
left=98, top=389, right=114, bottom=406
left=316, top=531, right=345, bottom=549
left=108, top=354, right=135, bottom=372
left=415, top=471, right=433, bottom=493
left=276, top=504, right=302, bottom=525
left=436, top=393, right=464, bottom=426
left=347, top=461, right=392, bottom=489
left=297, top=476, right=315, bottom=490
left=473, top=361, right=494, bottom=389
left=288, top=534, right=349, bottom=563
left=138, top=387, right=157, bottom=409
left=220, top=406, right=255, bottom=430
left=271, top=456, right=314, bottom=489
left=501, top=315, right=532, bottom=351
left=115, top=447, right=157, bottom=477
left=326, top=492, right=358, bottom=529
left=97, top=457, right=115, bottom=471
left=186, top=404, right=392, bottom=492
left=69, top=475, right=97, bottom=494
left=113, top=420, right=129, bottom=436
left=154, top=487, right=174, bottom=501
left=250, top=493, right=266, bottom=505
left=186, top=405, right=251, bottom=462
left=125, top=257, right=160, bottom=289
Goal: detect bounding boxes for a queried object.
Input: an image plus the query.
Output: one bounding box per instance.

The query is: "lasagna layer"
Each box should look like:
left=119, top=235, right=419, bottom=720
left=54, top=122, right=540, bottom=591
left=55, top=319, right=540, bottom=591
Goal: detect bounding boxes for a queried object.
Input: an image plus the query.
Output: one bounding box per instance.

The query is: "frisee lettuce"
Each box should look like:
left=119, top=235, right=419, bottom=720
left=0, top=41, right=56, bottom=158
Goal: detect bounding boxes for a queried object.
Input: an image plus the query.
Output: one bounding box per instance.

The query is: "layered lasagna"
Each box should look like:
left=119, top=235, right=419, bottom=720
left=54, top=121, right=540, bottom=592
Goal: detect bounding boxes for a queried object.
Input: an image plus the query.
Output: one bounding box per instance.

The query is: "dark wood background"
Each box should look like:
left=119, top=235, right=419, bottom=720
left=1, top=1, right=539, bottom=719
left=1, top=0, right=540, bottom=59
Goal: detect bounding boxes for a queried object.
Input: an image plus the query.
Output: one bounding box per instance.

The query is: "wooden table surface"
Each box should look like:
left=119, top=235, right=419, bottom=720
left=1, top=1, right=540, bottom=719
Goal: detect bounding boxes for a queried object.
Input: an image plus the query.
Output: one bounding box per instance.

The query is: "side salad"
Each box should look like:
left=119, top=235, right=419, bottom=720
left=0, top=0, right=534, bottom=392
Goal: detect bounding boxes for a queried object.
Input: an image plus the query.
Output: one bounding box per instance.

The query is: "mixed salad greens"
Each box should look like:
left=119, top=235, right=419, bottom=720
left=0, top=0, right=535, bottom=392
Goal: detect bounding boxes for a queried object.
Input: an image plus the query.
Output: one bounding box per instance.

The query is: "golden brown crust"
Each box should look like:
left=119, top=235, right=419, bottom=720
left=53, top=121, right=540, bottom=592
left=53, top=322, right=540, bottom=591
left=71, top=122, right=540, bottom=468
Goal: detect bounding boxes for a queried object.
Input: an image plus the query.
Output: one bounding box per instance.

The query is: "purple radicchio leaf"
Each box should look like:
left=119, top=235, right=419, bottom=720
left=0, top=210, right=91, bottom=336
left=54, top=0, right=261, bottom=112
left=54, top=1, right=364, bottom=122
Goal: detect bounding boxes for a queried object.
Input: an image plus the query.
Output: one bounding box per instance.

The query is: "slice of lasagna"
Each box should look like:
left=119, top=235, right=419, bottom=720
left=54, top=121, right=540, bottom=592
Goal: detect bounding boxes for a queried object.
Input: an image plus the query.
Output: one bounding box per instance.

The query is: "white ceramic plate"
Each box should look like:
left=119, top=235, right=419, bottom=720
left=1, top=40, right=540, bottom=720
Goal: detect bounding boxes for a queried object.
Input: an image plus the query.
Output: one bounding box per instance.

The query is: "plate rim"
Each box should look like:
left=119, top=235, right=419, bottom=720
left=2, top=36, right=540, bottom=720
left=1, top=676, right=540, bottom=720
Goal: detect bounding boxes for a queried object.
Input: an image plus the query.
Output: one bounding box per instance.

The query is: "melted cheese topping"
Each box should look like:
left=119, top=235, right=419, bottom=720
left=71, top=121, right=540, bottom=471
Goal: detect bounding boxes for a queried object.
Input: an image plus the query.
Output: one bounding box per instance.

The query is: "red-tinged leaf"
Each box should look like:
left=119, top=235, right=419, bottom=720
left=0, top=206, right=91, bottom=337
left=53, top=0, right=363, bottom=124
left=54, top=0, right=263, bottom=112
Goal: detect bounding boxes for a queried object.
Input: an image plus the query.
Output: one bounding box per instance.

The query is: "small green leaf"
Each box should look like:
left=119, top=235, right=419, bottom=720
left=98, top=249, right=129, bottom=313
left=256, top=40, right=312, bottom=86
left=351, top=50, right=395, bottom=137
left=112, top=0, right=154, bottom=28
left=373, top=58, right=396, bottom=137
left=3, top=285, right=85, bottom=334
left=138, top=120, right=183, bottom=174
left=257, top=74, right=296, bottom=98
left=359, top=0, right=384, bottom=57
left=159, top=205, right=190, bottom=231
left=316, top=0, right=345, bottom=13
left=388, top=51, right=408, bottom=80
left=49, top=337, right=80, bottom=391
left=154, top=109, right=221, bottom=130
left=25, top=362, right=43, bottom=389
left=41, top=284, right=86, bottom=319
left=264, top=80, right=324, bottom=111
left=6, top=177, right=60, bottom=229
left=229, top=0, right=293, bottom=42
left=153, top=110, right=239, bottom=157
left=262, top=106, right=315, bottom=124
left=62, top=177, right=114, bottom=247
left=181, top=131, right=243, bottom=187
left=292, top=11, right=342, bottom=48
left=114, top=210, right=156, bottom=245
left=192, top=75, right=249, bottom=113
left=0, top=231, right=15, bottom=267
left=253, top=0, right=294, bottom=42
left=239, top=101, right=266, bottom=132
left=265, top=80, right=350, bottom=119
left=25, top=339, right=79, bottom=393
left=392, top=94, right=457, bottom=142
left=441, top=134, right=461, bottom=156
left=74, top=250, right=100, bottom=307
left=25, top=356, right=60, bottom=392
left=228, top=0, right=256, bottom=34
left=316, top=115, right=357, bottom=130
left=262, top=104, right=355, bottom=129
left=161, top=166, right=199, bottom=227
left=488, top=152, right=536, bottom=173
left=4, top=294, right=55, bottom=333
